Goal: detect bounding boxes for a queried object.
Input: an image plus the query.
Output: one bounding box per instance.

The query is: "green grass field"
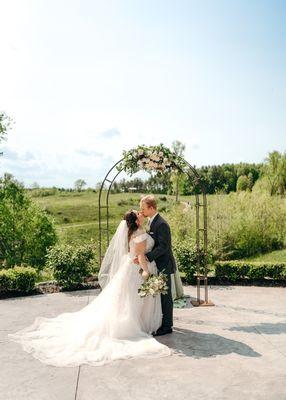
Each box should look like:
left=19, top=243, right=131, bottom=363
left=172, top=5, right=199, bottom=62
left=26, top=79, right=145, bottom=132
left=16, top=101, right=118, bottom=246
left=31, top=191, right=183, bottom=244
left=244, top=248, right=286, bottom=263
left=30, top=190, right=286, bottom=269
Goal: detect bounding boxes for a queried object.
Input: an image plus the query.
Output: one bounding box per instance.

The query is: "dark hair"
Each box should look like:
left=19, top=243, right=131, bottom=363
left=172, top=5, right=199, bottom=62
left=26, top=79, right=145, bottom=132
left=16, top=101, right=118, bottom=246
left=124, top=210, right=138, bottom=242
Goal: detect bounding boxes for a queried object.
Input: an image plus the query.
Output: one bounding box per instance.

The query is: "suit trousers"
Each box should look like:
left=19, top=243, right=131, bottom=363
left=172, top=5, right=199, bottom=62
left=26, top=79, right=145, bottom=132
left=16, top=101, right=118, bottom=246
left=160, top=272, right=173, bottom=329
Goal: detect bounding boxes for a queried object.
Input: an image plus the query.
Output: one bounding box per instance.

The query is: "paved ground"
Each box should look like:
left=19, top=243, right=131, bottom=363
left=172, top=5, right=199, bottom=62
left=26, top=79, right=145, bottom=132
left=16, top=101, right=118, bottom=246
left=1, top=285, right=286, bottom=400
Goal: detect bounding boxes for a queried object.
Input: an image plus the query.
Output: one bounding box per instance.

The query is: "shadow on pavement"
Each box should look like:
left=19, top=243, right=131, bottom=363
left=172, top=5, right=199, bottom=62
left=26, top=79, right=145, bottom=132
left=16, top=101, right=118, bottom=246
left=155, top=327, right=261, bottom=359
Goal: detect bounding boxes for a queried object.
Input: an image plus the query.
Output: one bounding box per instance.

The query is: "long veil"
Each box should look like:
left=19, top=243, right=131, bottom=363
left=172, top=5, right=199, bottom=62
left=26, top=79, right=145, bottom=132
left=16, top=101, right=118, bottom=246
left=98, top=220, right=129, bottom=289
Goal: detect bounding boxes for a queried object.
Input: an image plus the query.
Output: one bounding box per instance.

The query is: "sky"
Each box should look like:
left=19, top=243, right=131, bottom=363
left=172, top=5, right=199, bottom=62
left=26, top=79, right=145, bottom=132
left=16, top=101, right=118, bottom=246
left=0, top=0, right=285, bottom=188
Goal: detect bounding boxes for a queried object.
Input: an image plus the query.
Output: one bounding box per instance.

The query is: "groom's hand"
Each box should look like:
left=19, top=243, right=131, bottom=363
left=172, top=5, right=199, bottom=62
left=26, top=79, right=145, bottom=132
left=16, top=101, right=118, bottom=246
left=133, top=257, right=139, bottom=265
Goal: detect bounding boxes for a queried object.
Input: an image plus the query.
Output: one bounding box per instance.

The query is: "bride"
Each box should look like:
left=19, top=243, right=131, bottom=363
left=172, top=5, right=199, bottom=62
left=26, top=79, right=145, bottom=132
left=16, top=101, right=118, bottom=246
left=7, top=210, right=173, bottom=367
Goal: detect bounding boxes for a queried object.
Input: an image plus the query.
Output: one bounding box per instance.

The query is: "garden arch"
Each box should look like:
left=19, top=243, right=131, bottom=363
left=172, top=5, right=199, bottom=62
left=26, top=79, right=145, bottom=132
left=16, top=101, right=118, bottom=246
left=98, top=145, right=214, bottom=306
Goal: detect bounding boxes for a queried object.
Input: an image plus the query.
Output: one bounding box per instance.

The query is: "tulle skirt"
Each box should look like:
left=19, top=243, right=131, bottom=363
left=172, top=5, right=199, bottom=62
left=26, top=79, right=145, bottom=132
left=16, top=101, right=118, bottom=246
left=8, top=255, right=172, bottom=367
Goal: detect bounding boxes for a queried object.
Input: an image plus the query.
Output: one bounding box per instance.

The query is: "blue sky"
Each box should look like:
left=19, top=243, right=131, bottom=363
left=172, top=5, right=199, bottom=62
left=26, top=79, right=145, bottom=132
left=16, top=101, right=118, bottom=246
left=0, top=0, right=285, bottom=187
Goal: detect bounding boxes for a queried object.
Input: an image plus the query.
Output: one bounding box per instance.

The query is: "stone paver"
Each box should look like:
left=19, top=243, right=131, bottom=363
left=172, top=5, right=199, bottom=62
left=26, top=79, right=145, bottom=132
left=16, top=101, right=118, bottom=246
left=1, top=286, right=286, bottom=400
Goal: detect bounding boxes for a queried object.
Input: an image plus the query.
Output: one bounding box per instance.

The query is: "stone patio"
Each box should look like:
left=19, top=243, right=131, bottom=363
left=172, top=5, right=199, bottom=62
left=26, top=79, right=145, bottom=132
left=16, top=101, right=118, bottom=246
left=1, top=285, right=286, bottom=400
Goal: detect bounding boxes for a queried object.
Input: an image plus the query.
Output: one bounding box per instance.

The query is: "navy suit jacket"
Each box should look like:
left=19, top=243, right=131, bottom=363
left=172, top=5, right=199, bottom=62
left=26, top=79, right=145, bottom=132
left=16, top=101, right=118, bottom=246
left=145, top=213, right=177, bottom=274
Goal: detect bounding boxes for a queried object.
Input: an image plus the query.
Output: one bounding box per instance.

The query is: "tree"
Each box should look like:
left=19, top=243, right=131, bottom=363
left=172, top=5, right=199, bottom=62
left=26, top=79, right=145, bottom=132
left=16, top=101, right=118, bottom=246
left=74, top=179, right=87, bottom=192
left=171, top=140, right=186, bottom=201
left=263, top=151, right=286, bottom=195
left=0, top=173, right=57, bottom=268
left=236, top=175, right=250, bottom=191
left=31, top=182, right=40, bottom=189
left=0, top=112, right=13, bottom=156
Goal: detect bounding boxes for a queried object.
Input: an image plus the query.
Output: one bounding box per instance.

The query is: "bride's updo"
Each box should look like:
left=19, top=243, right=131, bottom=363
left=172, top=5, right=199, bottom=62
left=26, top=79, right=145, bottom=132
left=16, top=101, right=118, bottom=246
left=124, top=210, right=138, bottom=242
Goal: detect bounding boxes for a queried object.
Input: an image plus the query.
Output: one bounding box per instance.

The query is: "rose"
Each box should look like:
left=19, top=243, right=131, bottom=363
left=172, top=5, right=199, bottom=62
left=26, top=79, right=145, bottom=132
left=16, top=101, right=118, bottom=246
left=138, top=149, right=144, bottom=156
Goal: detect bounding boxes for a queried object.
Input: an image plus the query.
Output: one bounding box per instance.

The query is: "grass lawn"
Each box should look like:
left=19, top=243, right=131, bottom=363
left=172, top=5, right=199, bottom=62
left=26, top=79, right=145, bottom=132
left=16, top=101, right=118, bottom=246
left=244, top=248, right=286, bottom=263
left=30, top=191, right=184, bottom=244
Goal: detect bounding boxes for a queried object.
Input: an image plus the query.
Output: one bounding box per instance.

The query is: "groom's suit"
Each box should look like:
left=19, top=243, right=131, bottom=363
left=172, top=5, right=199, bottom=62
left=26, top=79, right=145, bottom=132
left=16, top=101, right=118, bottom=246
left=145, top=213, right=176, bottom=330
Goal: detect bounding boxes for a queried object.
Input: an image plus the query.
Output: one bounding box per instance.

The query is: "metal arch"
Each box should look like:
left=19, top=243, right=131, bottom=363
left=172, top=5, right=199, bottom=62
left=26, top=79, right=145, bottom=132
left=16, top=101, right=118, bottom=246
left=172, top=157, right=210, bottom=306
left=98, top=154, right=214, bottom=307
left=98, top=158, right=124, bottom=263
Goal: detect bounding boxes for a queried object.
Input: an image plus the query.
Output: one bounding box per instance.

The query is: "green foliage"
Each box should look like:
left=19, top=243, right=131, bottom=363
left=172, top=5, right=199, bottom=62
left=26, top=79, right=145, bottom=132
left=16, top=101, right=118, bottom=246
left=46, top=243, right=96, bottom=289
left=207, top=192, right=286, bottom=259
left=29, top=188, right=59, bottom=197
left=236, top=175, right=251, bottom=191
left=173, top=240, right=211, bottom=284
left=215, top=261, right=286, bottom=282
left=0, top=266, right=37, bottom=293
left=168, top=192, right=286, bottom=261
left=0, top=174, right=57, bottom=269
left=0, top=112, right=13, bottom=148
left=197, top=163, right=262, bottom=195
left=74, top=179, right=87, bottom=192
left=263, top=150, right=286, bottom=195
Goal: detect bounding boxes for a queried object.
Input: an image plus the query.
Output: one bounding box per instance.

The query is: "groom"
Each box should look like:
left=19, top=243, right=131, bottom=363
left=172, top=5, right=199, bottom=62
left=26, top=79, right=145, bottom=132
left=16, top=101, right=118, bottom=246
left=138, top=195, right=176, bottom=336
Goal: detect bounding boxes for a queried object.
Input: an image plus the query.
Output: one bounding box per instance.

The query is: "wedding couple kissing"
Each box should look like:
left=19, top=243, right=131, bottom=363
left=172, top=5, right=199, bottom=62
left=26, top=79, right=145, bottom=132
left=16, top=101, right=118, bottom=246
left=8, top=195, right=178, bottom=367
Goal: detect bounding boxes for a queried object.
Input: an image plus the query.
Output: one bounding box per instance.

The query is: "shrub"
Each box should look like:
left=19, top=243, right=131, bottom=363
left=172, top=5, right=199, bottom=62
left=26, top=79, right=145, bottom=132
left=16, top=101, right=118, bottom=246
left=46, top=243, right=96, bottom=289
left=0, top=266, right=37, bottom=293
left=236, top=175, right=251, bottom=191
left=168, top=192, right=286, bottom=261
left=206, top=192, right=286, bottom=259
left=29, top=188, right=58, bottom=197
left=215, top=261, right=286, bottom=282
left=173, top=240, right=211, bottom=284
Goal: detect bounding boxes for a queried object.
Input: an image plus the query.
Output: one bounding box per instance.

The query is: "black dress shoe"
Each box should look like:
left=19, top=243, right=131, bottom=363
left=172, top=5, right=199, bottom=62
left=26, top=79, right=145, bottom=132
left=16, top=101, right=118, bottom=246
left=152, top=328, right=173, bottom=337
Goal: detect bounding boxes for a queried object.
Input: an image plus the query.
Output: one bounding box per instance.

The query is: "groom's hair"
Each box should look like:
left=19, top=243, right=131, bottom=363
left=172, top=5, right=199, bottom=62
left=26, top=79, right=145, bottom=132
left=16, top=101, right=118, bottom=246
left=140, top=195, right=157, bottom=209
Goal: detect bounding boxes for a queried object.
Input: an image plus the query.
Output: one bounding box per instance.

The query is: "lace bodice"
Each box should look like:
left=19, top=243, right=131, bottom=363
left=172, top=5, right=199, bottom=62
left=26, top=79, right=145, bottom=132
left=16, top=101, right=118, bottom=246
left=129, top=230, right=154, bottom=258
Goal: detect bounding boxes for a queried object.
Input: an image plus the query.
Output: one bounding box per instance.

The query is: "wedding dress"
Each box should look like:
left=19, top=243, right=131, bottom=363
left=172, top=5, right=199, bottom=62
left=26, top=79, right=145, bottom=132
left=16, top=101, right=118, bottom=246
left=7, top=221, right=173, bottom=367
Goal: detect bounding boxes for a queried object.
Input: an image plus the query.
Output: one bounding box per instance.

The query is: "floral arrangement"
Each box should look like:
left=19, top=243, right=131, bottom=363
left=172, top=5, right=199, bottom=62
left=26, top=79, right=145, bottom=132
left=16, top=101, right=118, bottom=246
left=138, top=271, right=169, bottom=298
left=118, top=144, right=185, bottom=175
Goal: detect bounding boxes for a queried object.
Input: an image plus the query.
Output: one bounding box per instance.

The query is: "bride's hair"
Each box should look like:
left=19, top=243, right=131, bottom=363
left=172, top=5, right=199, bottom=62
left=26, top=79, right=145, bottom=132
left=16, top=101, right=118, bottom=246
left=124, top=210, right=138, bottom=242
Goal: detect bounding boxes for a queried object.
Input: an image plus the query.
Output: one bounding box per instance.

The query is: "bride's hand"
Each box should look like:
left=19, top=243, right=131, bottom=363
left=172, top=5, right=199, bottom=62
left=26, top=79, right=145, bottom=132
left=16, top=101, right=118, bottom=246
left=142, top=270, right=150, bottom=280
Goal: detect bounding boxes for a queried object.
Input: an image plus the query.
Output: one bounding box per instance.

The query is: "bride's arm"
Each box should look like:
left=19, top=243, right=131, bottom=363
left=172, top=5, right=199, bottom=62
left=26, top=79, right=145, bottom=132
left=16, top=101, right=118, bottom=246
left=135, top=241, right=150, bottom=278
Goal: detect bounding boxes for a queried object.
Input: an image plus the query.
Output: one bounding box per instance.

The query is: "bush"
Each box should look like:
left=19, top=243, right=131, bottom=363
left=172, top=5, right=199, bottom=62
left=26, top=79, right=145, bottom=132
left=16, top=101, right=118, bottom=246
left=169, top=192, right=286, bottom=261
left=0, top=174, right=57, bottom=269
left=207, top=192, right=286, bottom=260
left=0, top=266, right=37, bottom=293
left=215, top=261, right=286, bottom=282
left=29, top=188, right=58, bottom=197
left=173, top=240, right=211, bottom=284
left=236, top=175, right=251, bottom=191
left=46, top=243, right=96, bottom=289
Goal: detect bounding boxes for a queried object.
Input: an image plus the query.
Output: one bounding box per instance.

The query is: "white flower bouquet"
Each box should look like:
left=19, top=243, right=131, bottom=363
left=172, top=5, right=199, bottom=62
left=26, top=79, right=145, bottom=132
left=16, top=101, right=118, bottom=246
left=138, top=271, right=168, bottom=298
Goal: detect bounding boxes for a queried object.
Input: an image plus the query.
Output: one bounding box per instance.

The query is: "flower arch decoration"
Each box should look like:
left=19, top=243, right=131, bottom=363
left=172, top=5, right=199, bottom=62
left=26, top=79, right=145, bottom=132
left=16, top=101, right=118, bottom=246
left=98, top=144, right=213, bottom=307
left=118, top=144, right=186, bottom=175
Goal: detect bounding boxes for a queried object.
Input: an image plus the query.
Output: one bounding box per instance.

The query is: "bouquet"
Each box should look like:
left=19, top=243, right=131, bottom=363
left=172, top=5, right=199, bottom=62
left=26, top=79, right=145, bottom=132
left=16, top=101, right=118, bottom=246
left=138, top=270, right=169, bottom=298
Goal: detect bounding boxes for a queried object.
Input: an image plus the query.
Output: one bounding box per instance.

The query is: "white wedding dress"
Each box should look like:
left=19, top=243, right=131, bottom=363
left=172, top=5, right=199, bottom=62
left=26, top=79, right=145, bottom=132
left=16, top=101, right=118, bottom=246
left=8, top=222, right=173, bottom=367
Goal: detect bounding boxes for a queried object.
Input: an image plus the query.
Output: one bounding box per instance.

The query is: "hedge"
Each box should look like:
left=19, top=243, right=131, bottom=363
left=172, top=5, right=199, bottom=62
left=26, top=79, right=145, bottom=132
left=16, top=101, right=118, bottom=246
left=215, top=261, right=286, bottom=282
left=0, top=266, right=37, bottom=293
